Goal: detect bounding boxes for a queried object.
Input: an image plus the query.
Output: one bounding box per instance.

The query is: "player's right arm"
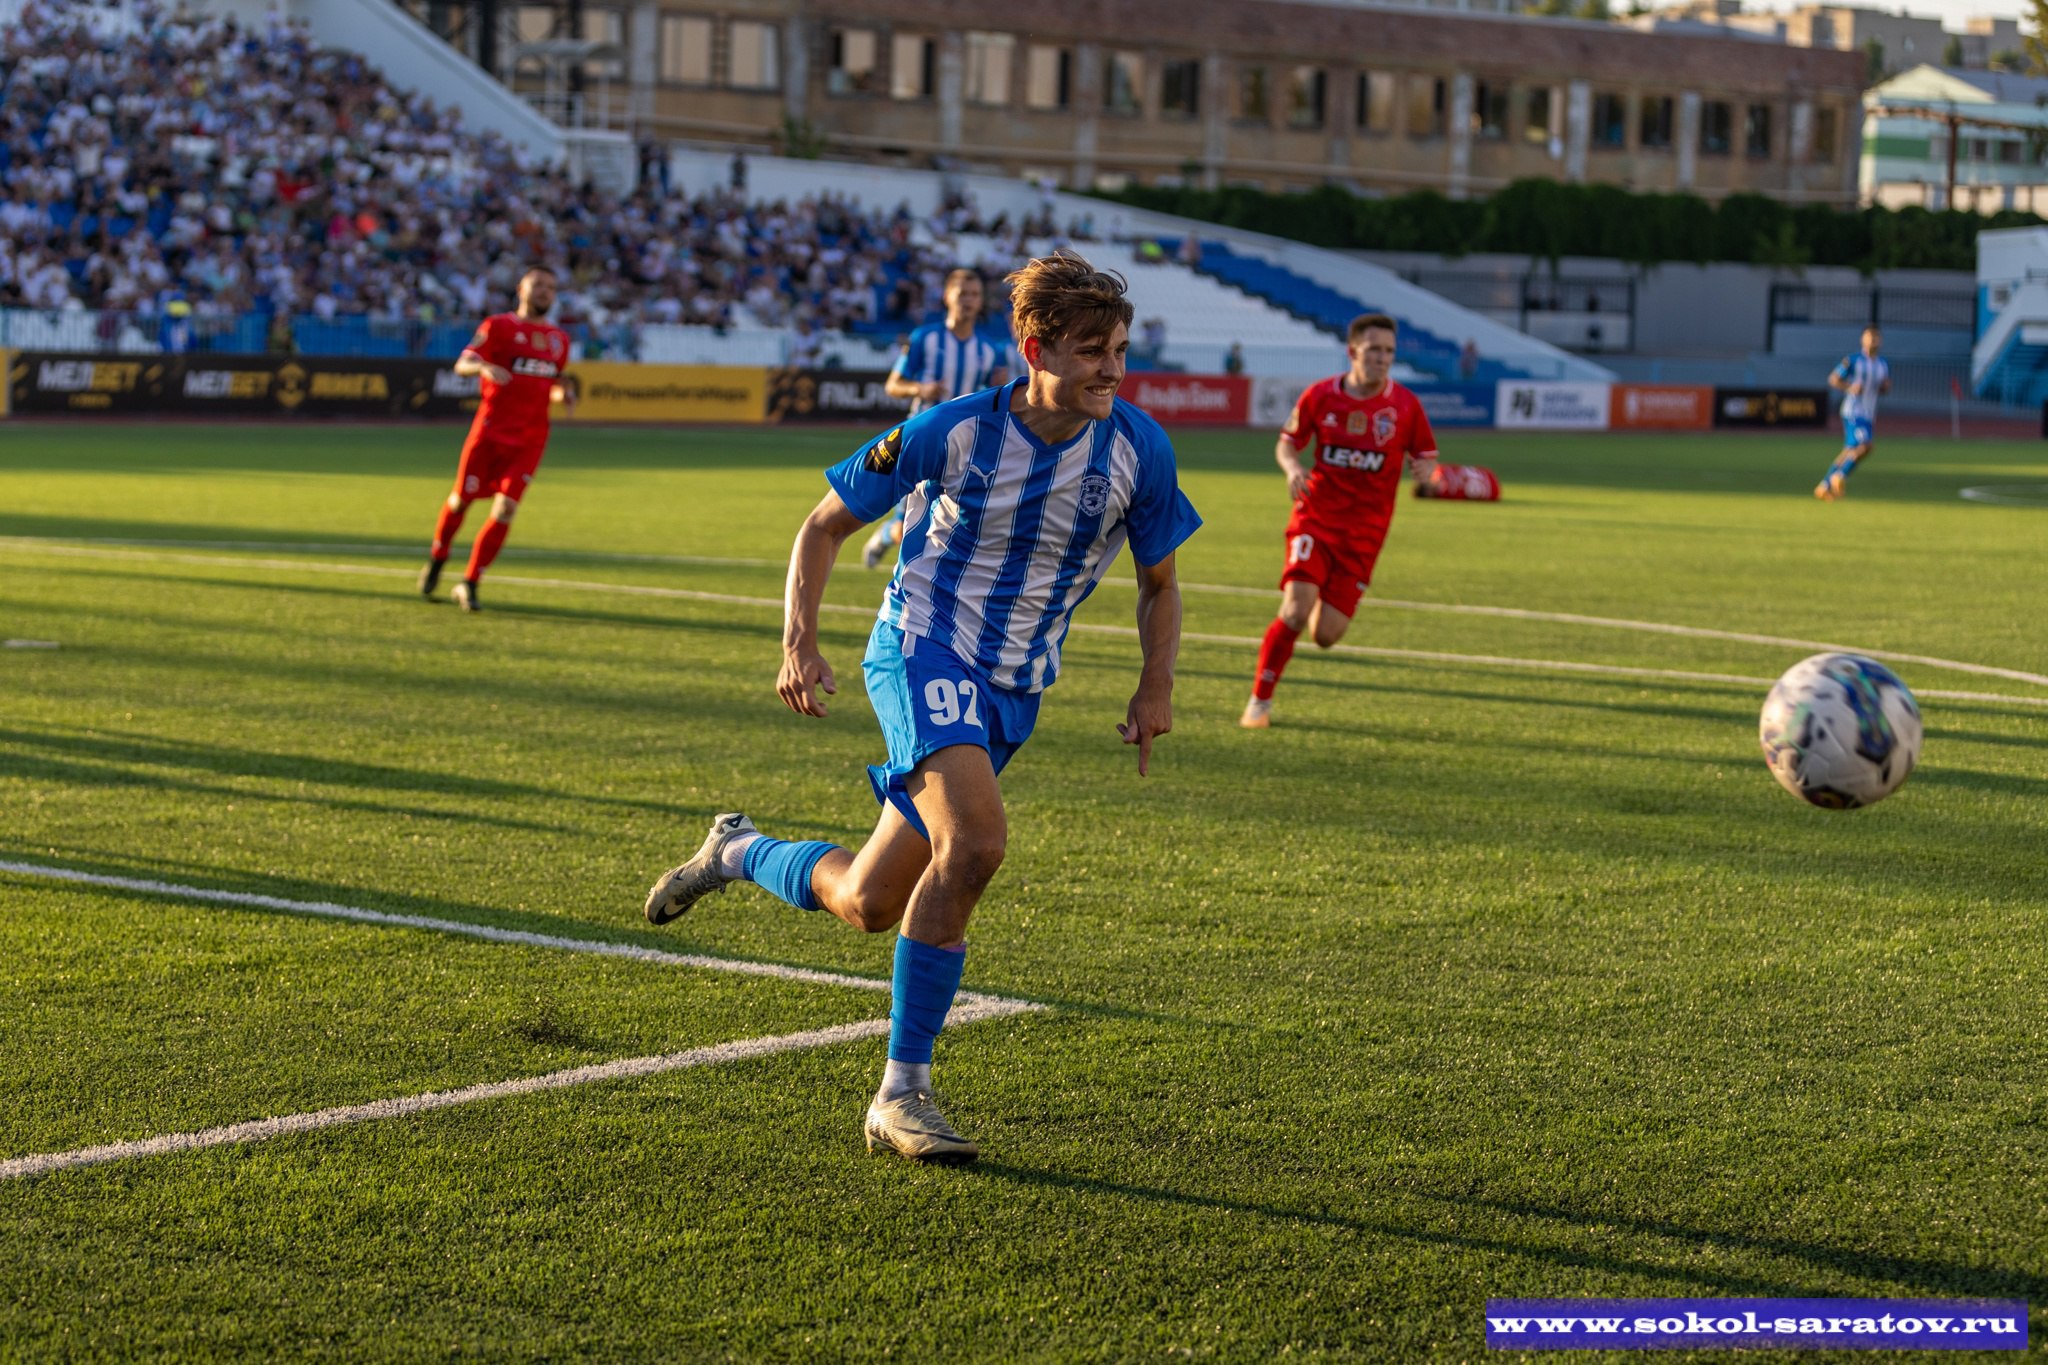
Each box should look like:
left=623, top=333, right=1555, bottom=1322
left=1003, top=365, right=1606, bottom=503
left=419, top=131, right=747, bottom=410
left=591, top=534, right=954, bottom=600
left=455, top=318, right=512, bottom=386
left=1275, top=387, right=1318, bottom=501
left=1827, top=358, right=1857, bottom=395
left=785, top=419, right=947, bottom=716
left=778, top=492, right=864, bottom=717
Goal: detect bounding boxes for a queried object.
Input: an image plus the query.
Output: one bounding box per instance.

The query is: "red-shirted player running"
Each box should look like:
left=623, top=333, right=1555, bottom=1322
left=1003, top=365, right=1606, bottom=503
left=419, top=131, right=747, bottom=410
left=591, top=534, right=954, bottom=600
left=418, top=265, right=576, bottom=611
left=1241, top=312, right=1440, bottom=728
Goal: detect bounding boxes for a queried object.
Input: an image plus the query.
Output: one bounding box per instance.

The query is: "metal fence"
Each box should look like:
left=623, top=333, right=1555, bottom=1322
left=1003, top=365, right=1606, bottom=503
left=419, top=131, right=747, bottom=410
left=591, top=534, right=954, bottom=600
left=1402, top=270, right=1639, bottom=353
left=1766, top=285, right=1976, bottom=349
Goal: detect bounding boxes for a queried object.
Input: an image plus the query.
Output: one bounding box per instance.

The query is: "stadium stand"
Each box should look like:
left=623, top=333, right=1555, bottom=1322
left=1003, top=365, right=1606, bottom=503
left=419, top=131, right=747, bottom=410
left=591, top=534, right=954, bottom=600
left=0, top=0, right=1599, bottom=382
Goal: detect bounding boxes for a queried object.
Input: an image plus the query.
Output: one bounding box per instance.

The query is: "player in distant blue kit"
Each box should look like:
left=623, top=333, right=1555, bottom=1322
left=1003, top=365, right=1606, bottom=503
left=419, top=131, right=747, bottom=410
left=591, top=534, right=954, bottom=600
left=860, top=268, right=1009, bottom=568
left=644, top=255, right=1200, bottom=1163
left=1815, top=326, right=1891, bottom=501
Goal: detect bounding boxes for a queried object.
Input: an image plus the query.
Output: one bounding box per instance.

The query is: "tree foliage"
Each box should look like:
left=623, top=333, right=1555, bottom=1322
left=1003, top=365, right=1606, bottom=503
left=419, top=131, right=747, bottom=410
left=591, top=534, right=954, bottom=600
left=1095, top=178, right=2044, bottom=271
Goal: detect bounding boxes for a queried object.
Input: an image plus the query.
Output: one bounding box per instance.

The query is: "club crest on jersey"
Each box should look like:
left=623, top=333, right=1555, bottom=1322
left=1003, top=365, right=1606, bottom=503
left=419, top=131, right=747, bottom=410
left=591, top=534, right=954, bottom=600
left=866, top=426, right=904, bottom=473
left=1372, top=409, right=1396, bottom=446
left=1078, top=472, right=1112, bottom=517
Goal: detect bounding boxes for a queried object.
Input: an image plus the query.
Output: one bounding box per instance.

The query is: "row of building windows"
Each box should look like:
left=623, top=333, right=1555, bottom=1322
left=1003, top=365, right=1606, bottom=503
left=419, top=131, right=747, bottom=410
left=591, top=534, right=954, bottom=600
left=541, top=7, right=1839, bottom=164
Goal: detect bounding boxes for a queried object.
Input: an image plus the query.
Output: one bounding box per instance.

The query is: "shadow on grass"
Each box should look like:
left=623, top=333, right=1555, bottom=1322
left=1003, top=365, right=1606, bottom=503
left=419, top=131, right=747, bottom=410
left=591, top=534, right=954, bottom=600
left=0, top=722, right=672, bottom=822
left=0, top=746, right=572, bottom=834
left=968, top=1162, right=2045, bottom=1302
left=1430, top=1192, right=2048, bottom=1306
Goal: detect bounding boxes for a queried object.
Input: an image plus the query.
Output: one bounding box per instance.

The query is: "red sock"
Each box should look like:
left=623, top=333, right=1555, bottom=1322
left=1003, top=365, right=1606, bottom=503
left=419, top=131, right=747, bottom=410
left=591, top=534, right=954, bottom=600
left=465, top=518, right=511, bottom=580
left=430, top=500, right=467, bottom=560
left=1253, top=619, right=1301, bottom=700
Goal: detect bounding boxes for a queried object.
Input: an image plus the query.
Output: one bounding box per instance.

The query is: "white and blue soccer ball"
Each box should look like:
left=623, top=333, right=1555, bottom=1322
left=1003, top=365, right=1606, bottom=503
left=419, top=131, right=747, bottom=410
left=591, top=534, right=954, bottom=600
left=1759, top=653, right=1922, bottom=809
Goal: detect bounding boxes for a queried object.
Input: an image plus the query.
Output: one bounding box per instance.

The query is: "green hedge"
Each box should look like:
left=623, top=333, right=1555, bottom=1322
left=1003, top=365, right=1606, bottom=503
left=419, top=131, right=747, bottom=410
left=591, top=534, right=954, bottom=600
left=1097, top=179, right=2043, bottom=271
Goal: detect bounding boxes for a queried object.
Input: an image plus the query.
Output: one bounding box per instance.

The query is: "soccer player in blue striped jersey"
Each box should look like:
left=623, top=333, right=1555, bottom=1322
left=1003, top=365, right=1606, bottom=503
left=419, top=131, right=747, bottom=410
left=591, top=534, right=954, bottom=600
left=1816, top=326, right=1891, bottom=501
left=861, top=268, right=1010, bottom=568
left=645, top=254, right=1201, bottom=1162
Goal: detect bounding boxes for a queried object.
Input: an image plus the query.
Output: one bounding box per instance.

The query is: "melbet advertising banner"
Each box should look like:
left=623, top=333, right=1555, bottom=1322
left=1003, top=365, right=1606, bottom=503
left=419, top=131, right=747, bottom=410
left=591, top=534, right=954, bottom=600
left=562, top=362, right=767, bottom=424
left=1122, top=373, right=1250, bottom=427
left=1495, top=380, right=1612, bottom=431
left=5, top=352, right=473, bottom=417
left=1712, top=387, right=1830, bottom=429
left=766, top=368, right=912, bottom=424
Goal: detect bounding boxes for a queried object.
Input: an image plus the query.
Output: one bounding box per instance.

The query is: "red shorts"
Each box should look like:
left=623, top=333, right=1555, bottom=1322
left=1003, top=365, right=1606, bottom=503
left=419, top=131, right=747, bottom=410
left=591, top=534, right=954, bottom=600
left=1279, top=523, right=1383, bottom=618
left=455, top=430, right=545, bottom=501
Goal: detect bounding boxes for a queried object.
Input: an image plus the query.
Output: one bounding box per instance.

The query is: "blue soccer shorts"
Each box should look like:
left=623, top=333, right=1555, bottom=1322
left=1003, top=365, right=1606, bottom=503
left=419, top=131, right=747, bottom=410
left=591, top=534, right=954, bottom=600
left=862, top=619, right=1041, bottom=838
left=1842, top=415, right=1874, bottom=449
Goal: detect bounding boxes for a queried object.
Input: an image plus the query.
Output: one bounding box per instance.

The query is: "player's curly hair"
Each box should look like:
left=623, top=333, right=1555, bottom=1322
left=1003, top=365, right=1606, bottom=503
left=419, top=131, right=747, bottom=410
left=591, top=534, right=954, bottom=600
left=1006, top=252, right=1133, bottom=348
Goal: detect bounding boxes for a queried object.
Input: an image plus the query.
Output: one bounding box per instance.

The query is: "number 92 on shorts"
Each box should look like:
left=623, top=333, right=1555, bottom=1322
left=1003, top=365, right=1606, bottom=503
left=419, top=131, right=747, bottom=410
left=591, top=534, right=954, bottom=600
left=861, top=620, right=1042, bottom=837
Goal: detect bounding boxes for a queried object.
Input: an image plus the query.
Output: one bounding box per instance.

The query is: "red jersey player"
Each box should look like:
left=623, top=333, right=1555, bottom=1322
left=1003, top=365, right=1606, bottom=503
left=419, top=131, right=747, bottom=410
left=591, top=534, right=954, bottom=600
left=1241, top=312, right=1439, bottom=728
left=419, top=265, right=575, bottom=611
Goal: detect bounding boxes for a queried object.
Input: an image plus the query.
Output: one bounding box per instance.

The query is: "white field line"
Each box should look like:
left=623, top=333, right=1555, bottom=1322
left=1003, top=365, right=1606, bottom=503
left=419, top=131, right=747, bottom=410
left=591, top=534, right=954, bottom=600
left=4, top=539, right=2046, bottom=707
left=15, top=534, right=2048, bottom=689
left=0, top=860, right=1043, bottom=1181
left=1155, top=579, right=2048, bottom=690
left=15, top=536, right=781, bottom=569
left=1959, top=484, right=2048, bottom=507
left=0, top=1003, right=1031, bottom=1182
left=0, top=860, right=900, bottom=994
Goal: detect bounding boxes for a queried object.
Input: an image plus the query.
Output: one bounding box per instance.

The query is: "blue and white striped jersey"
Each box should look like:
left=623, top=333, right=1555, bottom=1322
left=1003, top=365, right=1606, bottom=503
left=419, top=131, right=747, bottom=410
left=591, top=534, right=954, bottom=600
left=1832, top=354, right=1890, bottom=424
left=828, top=380, right=1203, bottom=693
left=891, top=323, right=1007, bottom=412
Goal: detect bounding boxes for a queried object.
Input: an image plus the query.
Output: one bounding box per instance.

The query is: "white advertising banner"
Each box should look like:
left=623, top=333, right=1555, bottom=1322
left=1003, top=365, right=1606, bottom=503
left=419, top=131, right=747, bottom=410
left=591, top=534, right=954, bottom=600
left=1250, top=376, right=1318, bottom=429
left=1495, top=380, right=1612, bottom=431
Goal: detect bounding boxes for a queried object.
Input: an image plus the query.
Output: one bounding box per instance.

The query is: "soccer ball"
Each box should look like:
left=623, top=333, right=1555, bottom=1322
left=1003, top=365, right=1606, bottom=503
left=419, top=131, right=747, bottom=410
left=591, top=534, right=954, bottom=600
left=1758, top=653, right=1922, bottom=809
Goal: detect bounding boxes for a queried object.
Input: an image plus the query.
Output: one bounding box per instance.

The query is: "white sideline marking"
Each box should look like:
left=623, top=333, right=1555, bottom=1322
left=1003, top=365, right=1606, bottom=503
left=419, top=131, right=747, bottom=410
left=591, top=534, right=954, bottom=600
left=23, top=536, right=780, bottom=569
left=1165, top=579, right=2048, bottom=690
left=0, top=1002, right=1036, bottom=1182
left=1959, top=484, right=2048, bottom=507
left=0, top=861, right=1044, bottom=1181
left=0, top=860, right=935, bottom=997
left=4, top=539, right=2046, bottom=707
left=4, top=639, right=60, bottom=649
left=16, top=533, right=2048, bottom=689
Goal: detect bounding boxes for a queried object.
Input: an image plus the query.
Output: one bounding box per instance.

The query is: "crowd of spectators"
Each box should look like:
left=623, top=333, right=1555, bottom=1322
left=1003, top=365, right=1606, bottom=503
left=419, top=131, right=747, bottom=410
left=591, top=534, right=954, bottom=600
left=0, top=1, right=1088, bottom=352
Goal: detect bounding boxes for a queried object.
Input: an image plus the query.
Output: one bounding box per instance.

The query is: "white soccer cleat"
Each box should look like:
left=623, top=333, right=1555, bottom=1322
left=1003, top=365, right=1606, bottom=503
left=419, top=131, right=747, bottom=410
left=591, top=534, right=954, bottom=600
left=1239, top=697, right=1272, bottom=729
left=860, top=526, right=892, bottom=570
left=864, top=1091, right=979, bottom=1163
left=643, top=812, right=757, bottom=925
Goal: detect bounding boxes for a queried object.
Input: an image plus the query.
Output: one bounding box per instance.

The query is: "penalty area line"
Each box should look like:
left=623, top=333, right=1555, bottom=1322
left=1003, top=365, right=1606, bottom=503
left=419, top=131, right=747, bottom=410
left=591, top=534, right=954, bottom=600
left=0, top=1002, right=1036, bottom=1183
left=0, top=860, right=1044, bottom=1181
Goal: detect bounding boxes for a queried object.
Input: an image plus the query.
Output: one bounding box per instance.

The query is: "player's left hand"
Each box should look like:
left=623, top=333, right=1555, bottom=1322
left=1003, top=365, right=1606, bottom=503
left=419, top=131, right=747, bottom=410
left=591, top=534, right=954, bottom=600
left=1116, top=685, right=1173, bottom=777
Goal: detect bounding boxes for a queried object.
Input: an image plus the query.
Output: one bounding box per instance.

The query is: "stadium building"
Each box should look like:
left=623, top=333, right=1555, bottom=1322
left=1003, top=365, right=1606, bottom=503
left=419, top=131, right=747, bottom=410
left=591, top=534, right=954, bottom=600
left=456, top=0, right=1866, bottom=202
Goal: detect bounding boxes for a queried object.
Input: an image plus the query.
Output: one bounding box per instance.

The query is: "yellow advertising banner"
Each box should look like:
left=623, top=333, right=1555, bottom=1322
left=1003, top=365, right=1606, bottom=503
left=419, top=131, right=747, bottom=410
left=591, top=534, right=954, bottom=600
left=557, top=363, right=768, bottom=425
left=0, top=349, right=12, bottom=416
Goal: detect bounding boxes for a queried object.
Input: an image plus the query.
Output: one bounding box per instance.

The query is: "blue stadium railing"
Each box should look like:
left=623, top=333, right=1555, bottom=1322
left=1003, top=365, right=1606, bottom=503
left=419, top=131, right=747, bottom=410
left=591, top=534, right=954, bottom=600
left=0, top=310, right=482, bottom=358
left=1187, top=240, right=1525, bottom=385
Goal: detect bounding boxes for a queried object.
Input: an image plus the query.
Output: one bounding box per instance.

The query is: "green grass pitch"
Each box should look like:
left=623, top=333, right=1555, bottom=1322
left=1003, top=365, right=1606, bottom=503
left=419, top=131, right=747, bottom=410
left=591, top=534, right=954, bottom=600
left=1, top=420, right=2043, bottom=1360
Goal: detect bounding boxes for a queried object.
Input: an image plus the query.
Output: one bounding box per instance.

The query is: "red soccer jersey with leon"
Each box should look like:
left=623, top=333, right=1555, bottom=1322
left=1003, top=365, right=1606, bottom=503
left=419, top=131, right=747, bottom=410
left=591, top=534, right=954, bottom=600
left=465, top=313, right=570, bottom=450
left=1281, top=375, right=1438, bottom=551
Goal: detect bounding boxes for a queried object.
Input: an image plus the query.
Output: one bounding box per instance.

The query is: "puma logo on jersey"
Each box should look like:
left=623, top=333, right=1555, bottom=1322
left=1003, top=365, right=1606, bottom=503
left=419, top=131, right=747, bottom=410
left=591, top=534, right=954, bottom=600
left=1320, top=447, right=1386, bottom=472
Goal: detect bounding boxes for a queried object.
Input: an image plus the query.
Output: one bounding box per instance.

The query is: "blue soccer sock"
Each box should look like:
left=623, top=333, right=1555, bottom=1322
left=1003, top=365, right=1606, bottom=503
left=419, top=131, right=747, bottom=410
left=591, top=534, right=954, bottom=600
left=887, top=935, right=967, bottom=1067
left=739, top=836, right=838, bottom=912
